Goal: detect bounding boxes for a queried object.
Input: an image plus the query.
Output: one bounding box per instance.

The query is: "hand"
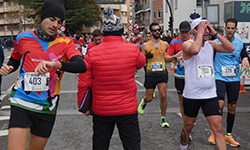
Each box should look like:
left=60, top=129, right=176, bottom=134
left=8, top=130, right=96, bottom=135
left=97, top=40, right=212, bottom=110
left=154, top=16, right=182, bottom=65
left=205, top=21, right=216, bottom=35
left=145, top=52, right=153, bottom=59
left=83, top=110, right=90, bottom=116
left=196, top=21, right=207, bottom=35
left=35, top=61, right=56, bottom=76
left=175, top=51, right=183, bottom=58
left=0, top=65, right=14, bottom=76
left=242, top=58, right=250, bottom=70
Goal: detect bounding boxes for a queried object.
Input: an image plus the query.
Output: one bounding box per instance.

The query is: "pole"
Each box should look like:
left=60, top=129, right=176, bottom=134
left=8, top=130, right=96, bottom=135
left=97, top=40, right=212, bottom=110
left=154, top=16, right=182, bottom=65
left=150, top=0, right=153, bottom=24
left=166, top=0, right=173, bottom=36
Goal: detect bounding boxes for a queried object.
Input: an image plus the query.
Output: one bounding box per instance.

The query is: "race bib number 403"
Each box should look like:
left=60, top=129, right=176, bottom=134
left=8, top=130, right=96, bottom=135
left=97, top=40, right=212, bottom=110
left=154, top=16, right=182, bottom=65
left=197, top=65, right=214, bottom=78
left=24, top=72, right=50, bottom=91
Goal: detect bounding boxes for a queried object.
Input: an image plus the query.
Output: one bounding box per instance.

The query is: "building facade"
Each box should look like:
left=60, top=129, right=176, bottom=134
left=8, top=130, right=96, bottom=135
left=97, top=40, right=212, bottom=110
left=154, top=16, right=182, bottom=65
left=0, top=0, right=34, bottom=39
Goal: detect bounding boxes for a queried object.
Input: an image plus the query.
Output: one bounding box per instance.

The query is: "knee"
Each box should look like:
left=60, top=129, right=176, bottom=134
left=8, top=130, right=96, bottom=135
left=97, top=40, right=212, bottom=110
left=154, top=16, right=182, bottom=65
left=159, top=93, right=166, bottom=100
left=228, top=104, right=236, bottom=113
left=212, top=124, right=223, bottom=134
left=184, top=122, right=194, bottom=133
left=145, top=97, right=153, bottom=103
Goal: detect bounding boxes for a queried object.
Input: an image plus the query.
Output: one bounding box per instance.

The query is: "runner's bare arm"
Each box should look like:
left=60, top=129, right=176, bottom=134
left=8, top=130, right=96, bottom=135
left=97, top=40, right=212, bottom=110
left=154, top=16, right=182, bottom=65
left=141, top=42, right=149, bottom=55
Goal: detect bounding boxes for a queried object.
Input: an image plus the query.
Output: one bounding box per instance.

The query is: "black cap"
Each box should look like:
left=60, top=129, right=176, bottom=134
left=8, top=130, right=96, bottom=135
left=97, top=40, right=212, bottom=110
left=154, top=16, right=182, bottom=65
left=179, top=21, right=191, bottom=32
left=41, top=0, right=65, bottom=21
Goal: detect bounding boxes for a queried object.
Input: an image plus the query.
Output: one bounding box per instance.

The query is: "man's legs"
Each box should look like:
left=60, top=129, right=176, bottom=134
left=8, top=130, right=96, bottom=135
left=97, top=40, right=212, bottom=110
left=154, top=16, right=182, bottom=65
left=206, top=115, right=226, bottom=150
left=8, top=128, right=30, bottom=150
left=138, top=88, right=154, bottom=114
left=157, top=82, right=168, bottom=127
left=28, top=133, right=49, bottom=150
left=117, top=113, right=141, bottom=150
left=93, top=114, right=115, bottom=150
left=180, top=116, right=196, bottom=149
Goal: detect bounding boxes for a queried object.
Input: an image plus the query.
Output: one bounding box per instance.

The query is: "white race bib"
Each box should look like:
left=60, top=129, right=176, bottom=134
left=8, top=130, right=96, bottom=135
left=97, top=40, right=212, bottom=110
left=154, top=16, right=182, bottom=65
left=221, top=66, right=236, bottom=76
left=151, top=62, right=163, bottom=72
left=24, top=72, right=50, bottom=91
left=197, top=65, right=214, bottom=78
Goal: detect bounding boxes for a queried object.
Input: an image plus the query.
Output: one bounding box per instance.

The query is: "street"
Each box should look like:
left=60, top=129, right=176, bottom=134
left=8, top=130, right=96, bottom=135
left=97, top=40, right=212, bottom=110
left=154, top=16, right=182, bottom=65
left=0, top=48, right=250, bottom=150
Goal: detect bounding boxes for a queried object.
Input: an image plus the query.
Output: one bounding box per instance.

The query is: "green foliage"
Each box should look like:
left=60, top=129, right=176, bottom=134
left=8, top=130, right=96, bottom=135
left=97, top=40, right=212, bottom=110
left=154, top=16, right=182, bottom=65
left=13, top=0, right=102, bottom=33
left=212, top=25, right=223, bottom=32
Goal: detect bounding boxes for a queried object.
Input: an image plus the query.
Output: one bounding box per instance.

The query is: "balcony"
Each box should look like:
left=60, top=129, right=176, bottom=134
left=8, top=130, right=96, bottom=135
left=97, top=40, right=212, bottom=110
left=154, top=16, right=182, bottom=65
left=144, top=19, right=150, bottom=27
left=145, top=3, right=150, bottom=10
left=135, top=4, right=142, bottom=12
left=135, top=19, right=143, bottom=26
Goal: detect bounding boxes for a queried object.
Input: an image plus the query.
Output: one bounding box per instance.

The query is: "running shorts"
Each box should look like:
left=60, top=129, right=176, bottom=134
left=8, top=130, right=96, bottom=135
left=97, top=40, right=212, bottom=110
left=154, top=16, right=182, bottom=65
left=9, top=106, right=56, bottom=138
left=144, top=71, right=168, bottom=89
left=175, top=78, right=185, bottom=94
left=216, top=80, right=240, bottom=104
left=183, top=97, right=222, bottom=118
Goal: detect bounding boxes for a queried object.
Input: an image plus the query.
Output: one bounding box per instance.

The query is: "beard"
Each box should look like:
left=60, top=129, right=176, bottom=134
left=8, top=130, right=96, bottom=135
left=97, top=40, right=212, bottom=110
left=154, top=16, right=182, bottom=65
left=152, top=33, right=160, bottom=39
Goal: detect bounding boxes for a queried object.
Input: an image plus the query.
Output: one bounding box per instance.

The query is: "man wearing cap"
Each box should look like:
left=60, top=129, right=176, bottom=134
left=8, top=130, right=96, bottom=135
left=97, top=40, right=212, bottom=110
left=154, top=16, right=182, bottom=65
left=179, top=18, right=234, bottom=150
left=0, top=0, right=87, bottom=149
left=77, top=6, right=145, bottom=150
left=165, top=21, right=191, bottom=122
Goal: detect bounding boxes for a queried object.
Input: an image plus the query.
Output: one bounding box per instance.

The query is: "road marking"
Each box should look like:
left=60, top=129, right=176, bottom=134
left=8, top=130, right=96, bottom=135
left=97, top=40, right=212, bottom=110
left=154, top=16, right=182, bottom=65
left=135, top=80, right=144, bottom=87
left=0, top=116, right=10, bottom=121
left=0, top=130, right=8, bottom=136
left=177, top=113, right=182, bottom=118
left=1, top=105, right=10, bottom=109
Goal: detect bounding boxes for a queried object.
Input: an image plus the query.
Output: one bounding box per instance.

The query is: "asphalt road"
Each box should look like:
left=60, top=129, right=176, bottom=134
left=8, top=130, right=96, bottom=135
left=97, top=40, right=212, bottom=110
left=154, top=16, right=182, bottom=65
left=0, top=48, right=250, bottom=150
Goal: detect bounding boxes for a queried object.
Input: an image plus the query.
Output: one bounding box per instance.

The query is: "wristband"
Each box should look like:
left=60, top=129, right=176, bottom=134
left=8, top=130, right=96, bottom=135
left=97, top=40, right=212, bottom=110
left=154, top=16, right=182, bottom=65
left=214, top=32, right=218, bottom=37
left=55, top=61, right=60, bottom=69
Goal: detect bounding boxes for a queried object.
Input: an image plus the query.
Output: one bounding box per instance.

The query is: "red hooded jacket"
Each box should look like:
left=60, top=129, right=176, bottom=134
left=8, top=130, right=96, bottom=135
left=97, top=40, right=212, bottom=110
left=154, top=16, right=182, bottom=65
left=77, top=36, right=146, bottom=116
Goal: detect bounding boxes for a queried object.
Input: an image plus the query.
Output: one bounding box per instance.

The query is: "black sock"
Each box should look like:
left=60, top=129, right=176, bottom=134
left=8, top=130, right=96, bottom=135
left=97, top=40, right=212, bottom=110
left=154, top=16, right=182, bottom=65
left=227, top=112, right=235, bottom=133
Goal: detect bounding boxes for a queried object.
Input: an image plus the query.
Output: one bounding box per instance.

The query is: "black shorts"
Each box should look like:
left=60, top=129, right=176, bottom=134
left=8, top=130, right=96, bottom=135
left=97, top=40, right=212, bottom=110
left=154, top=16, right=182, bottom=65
left=144, top=71, right=168, bottom=89
left=216, top=80, right=240, bottom=104
left=9, top=105, right=56, bottom=138
left=175, top=78, right=185, bottom=94
left=183, top=97, right=222, bottom=118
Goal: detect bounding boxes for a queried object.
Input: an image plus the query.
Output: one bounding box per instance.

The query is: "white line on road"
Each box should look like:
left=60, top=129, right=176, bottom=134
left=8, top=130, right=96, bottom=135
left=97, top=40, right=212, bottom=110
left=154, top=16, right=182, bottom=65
left=1, top=105, right=10, bottom=109
left=0, top=116, right=10, bottom=121
left=0, top=130, right=8, bottom=136
left=135, top=80, right=144, bottom=87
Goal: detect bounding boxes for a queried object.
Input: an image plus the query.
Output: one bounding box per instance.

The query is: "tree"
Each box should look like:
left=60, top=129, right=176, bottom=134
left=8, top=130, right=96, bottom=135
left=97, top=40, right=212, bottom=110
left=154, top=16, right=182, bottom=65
left=13, top=0, right=102, bottom=34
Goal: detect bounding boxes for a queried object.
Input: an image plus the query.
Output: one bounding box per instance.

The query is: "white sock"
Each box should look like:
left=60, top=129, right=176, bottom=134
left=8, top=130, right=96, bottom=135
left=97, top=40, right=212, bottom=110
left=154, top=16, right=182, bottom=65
left=180, top=144, right=188, bottom=150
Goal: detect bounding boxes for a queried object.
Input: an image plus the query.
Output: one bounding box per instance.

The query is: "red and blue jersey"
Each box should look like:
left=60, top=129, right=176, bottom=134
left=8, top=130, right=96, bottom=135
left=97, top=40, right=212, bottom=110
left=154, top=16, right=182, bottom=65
left=10, top=31, right=81, bottom=114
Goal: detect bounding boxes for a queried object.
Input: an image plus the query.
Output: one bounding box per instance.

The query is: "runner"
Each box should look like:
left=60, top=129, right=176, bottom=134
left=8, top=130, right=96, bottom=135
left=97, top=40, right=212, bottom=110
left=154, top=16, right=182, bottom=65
left=130, top=27, right=143, bottom=78
left=180, top=18, right=234, bottom=150
left=0, top=0, right=86, bottom=149
left=138, top=22, right=170, bottom=127
left=208, top=18, right=250, bottom=147
left=73, top=31, right=86, bottom=54
left=165, top=21, right=191, bottom=120
left=87, top=29, right=102, bottom=51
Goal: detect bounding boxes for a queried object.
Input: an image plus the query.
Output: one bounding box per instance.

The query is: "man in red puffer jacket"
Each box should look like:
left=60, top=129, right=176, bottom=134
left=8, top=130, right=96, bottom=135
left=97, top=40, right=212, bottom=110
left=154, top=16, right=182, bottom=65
left=77, top=6, right=146, bottom=150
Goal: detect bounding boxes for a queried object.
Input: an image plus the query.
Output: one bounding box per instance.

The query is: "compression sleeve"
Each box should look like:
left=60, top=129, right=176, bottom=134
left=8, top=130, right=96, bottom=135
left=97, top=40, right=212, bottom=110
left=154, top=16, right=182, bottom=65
left=240, top=43, right=249, bottom=60
left=60, top=55, right=87, bottom=73
left=7, top=57, right=20, bottom=73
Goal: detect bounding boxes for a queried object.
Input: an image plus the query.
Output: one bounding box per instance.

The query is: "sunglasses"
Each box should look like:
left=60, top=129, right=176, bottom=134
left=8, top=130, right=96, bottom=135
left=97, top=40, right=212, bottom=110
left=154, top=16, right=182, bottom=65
left=226, top=27, right=235, bottom=30
left=151, top=29, right=161, bottom=32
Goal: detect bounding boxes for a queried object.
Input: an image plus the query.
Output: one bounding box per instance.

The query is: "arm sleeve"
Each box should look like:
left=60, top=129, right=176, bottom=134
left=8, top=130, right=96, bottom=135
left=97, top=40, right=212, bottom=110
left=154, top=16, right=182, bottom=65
left=60, top=55, right=86, bottom=73
left=7, top=57, right=20, bottom=73
left=240, top=43, right=249, bottom=60
left=166, top=42, right=175, bottom=55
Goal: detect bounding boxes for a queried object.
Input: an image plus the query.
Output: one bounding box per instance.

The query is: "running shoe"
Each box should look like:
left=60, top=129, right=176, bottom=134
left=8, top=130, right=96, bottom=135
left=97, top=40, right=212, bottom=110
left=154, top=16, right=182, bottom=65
left=138, top=98, right=146, bottom=114
left=160, top=117, right=169, bottom=128
left=189, top=132, right=192, bottom=142
left=225, top=135, right=240, bottom=147
left=153, top=92, right=155, bottom=98
left=208, top=131, right=215, bottom=144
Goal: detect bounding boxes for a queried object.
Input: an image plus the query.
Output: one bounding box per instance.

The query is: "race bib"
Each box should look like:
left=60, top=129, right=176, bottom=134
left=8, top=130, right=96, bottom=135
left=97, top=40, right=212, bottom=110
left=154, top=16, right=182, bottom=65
left=151, top=62, right=163, bottom=72
left=221, top=66, right=236, bottom=76
left=197, top=65, right=214, bottom=78
left=24, top=72, right=50, bottom=91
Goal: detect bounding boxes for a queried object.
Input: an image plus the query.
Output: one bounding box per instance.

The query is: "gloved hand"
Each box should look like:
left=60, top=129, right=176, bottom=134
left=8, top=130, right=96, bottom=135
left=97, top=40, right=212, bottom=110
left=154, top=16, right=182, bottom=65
left=145, top=52, right=153, bottom=59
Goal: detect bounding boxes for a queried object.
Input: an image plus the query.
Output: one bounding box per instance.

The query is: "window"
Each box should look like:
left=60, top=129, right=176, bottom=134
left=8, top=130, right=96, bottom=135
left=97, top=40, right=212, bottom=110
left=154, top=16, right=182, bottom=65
left=175, top=0, right=178, bottom=9
left=197, top=0, right=210, bottom=7
left=153, top=11, right=155, bottom=20
left=158, top=9, right=162, bottom=18
left=30, top=24, right=34, bottom=29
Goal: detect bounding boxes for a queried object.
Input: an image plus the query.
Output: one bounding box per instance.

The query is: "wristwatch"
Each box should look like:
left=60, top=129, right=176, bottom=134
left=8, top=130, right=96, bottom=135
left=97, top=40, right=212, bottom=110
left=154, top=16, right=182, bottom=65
left=214, top=32, right=218, bottom=37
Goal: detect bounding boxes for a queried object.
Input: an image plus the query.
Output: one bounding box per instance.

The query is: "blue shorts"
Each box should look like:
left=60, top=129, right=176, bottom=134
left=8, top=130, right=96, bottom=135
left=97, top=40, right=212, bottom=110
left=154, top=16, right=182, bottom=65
left=216, top=80, right=240, bottom=104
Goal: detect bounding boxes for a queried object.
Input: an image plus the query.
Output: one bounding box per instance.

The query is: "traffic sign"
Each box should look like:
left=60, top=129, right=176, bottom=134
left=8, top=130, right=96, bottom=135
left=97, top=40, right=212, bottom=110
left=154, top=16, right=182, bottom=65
left=128, top=25, right=133, bottom=31
left=128, top=19, right=133, bottom=25
left=60, top=26, right=66, bottom=32
left=133, top=23, right=140, bottom=29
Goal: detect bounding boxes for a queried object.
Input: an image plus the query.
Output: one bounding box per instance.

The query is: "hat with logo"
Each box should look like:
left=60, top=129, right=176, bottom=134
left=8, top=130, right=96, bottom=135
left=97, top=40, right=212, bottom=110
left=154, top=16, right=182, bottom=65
left=102, top=6, right=124, bottom=36
left=179, top=21, right=191, bottom=32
